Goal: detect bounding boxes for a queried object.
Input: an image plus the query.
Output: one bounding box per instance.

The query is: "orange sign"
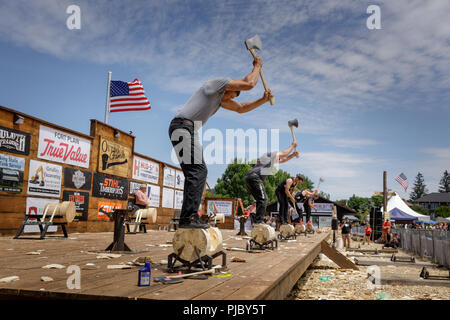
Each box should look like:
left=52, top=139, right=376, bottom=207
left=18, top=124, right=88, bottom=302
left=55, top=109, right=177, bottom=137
left=97, top=201, right=123, bottom=220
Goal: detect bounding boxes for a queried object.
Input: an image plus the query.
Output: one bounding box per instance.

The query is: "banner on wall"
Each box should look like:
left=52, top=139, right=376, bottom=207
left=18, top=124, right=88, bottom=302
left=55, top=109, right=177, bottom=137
left=62, top=190, right=89, bottom=221
left=97, top=201, right=123, bottom=220
left=98, top=137, right=131, bottom=178
left=0, top=153, right=25, bottom=193
left=92, top=173, right=128, bottom=200
left=175, top=170, right=184, bottom=190
left=162, top=187, right=174, bottom=208
left=163, top=167, right=175, bottom=188
left=27, top=160, right=62, bottom=198
left=207, top=200, right=233, bottom=217
left=37, top=125, right=91, bottom=168
left=148, top=184, right=160, bottom=208
left=132, top=155, right=159, bottom=184
left=174, top=190, right=183, bottom=210
left=63, top=167, right=92, bottom=190
left=0, top=126, right=30, bottom=156
left=25, top=197, right=59, bottom=233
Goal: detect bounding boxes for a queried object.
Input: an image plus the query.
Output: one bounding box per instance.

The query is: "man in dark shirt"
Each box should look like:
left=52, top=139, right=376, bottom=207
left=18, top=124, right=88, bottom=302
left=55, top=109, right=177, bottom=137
left=169, top=55, right=274, bottom=229
left=245, top=142, right=299, bottom=224
left=340, top=218, right=352, bottom=248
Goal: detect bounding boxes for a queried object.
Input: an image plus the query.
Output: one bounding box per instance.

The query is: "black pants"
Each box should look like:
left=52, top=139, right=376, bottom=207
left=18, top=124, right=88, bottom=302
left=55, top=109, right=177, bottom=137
left=245, top=173, right=267, bottom=224
left=303, top=202, right=311, bottom=223
left=275, top=188, right=290, bottom=224
left=169, top=119, right=207, bottom=223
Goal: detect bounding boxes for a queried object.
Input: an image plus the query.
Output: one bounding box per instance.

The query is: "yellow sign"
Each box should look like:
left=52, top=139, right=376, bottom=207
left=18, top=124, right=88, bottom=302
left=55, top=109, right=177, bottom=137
left=98, top=137, right=131, bottom=178
left=374, top=191, right=396, bottom=196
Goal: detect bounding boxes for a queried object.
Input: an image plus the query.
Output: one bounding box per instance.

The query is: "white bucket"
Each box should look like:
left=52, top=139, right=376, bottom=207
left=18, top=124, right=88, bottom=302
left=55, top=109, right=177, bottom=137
left=336, top=237, right=343, bottom=249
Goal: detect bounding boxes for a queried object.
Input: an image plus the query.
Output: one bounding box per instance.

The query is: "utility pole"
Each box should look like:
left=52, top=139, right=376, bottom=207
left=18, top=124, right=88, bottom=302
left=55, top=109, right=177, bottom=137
left=383, top=171, right=387, bottom=220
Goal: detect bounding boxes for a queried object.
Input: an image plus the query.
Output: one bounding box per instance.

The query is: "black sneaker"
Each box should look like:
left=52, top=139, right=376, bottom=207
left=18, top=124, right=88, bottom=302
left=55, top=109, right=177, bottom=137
left=179, top=216, right=210, bottom=229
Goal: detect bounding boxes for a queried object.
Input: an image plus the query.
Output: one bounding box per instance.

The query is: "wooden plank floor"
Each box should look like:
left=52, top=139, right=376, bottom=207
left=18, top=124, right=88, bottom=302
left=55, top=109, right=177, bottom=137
left=0, top=229, right=329, bottom=300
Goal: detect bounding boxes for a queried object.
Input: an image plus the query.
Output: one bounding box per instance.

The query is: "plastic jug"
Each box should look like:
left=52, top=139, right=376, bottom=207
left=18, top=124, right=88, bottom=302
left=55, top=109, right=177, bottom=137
left=138, top=262, right=151, bottom=286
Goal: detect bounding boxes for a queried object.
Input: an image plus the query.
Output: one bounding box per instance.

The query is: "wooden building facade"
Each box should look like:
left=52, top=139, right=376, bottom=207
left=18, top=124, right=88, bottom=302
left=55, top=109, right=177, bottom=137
left=0, top=105, right=194, bottom=236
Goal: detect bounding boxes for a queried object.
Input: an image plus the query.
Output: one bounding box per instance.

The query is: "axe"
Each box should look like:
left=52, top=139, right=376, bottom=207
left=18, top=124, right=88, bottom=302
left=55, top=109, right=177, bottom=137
left=288, top=118, right=300, bottom=158
left=315, top=178, right=324, bottom=194
left=244, top=35, right=275, bottom=105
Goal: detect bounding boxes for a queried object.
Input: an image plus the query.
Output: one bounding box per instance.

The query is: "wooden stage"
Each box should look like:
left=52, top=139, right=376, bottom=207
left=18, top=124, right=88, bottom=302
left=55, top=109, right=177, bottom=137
left=0, top=229, right=329, bottom=300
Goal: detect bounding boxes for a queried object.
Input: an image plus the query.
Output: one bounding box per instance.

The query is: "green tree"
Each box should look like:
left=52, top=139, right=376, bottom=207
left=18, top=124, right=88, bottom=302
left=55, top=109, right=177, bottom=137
left=411, top=204, right=429, bottom=215
left=435, top=206, right=450, bottom=218
left=214, top=159, right=253, bottom=206
left=409, top=172, right=428, bottom=201
left=438, top=170, right=450, bottom=193
left=213, top=158, right=316, bottom=207
left=347, top=194, right=367, bottom=212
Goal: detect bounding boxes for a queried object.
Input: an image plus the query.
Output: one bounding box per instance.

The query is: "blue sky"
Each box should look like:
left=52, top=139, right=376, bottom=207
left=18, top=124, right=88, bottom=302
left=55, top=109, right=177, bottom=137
left=0, top=0, right=449, bottom=200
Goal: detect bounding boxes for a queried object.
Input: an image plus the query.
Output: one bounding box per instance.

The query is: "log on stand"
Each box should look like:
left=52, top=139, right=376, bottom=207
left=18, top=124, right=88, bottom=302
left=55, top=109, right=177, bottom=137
left=249, top=224, right=277, bottom=250
left=105, top=209, right=132, bottom=252
left=168, top=227, right=226, bottom=272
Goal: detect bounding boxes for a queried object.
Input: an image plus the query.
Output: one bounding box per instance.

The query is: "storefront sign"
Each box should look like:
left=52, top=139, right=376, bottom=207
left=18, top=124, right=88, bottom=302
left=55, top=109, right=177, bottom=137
left=63, top=167, right=92, bottom=190
left=27, top=160, right=62, bottom=198
left=37, top=125, right=91, bottom=168
left=0, top=126, right=30, bottom=156
left=92, top=173, right=128, bottom=200
left=0, top=153, right=25, bottom=193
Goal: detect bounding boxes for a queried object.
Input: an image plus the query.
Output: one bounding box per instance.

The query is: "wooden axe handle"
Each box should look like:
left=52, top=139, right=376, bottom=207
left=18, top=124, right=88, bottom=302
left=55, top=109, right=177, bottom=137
left=289, top=126, right=300, bottom=158
left=249, top=49, right=275, bottom=106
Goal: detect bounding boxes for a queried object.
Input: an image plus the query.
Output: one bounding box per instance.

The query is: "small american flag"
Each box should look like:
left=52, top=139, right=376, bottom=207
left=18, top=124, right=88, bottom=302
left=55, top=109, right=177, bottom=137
left=395, top=173, right=408, bottom=192
left=109, top=78, right=151, bottom=113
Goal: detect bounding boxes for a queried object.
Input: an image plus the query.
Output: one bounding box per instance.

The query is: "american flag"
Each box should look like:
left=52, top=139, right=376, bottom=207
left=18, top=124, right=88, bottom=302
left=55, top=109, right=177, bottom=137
left=395, top=173, right=408, bottom=192
left=109, top=79, right=151, bottom=113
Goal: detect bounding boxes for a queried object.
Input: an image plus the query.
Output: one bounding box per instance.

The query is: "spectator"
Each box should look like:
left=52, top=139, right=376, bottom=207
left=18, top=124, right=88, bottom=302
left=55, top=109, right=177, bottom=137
left=340, top=218, right=352, bottom=248
left=382, top=219, right=391, bottom=243
left=363, top=223, right=372, bottom=245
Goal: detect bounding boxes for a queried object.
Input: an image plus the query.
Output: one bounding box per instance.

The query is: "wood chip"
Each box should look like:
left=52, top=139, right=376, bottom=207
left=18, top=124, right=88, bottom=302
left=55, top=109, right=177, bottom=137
left=26, top=251, right=41, bottom=255
left=0, top=276, right=19, bottom=283
left=107, top=265, right=132, bottom=269
left=42, top=264, right=65, bottom=269
left=40, top=276, right=54, bottom=282
left=231, top=257, right=247, bottom=263
left=96, top=253, right=122, bottom=259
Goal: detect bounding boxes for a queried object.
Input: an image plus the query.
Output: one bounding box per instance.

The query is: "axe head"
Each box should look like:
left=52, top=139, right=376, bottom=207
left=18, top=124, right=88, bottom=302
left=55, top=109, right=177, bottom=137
left=288, top=118, right=299, bottom=128
left=245, top=35, right=262, bottom=51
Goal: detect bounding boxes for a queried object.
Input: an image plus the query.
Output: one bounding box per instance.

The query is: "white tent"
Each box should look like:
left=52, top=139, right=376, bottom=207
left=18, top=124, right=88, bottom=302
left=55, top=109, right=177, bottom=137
left=382, top=193, right=430, bottom=222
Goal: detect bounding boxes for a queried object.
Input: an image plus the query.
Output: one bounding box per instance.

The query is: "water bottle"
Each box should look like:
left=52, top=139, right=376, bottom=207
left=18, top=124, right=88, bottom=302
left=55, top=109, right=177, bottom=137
left=138, top=262, right=151, bottom=286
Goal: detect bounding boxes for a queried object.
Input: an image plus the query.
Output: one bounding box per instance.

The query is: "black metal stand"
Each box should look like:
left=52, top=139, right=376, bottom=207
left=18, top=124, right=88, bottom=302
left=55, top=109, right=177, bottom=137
left=420, top=267, right=450, bottom=280
left=248, top=238, right=278, bottom=250
left=105, top=209, right=132, bottom=252
left=236, top=216, right=249, bottom=236
left=14, top=215, right=68, bottom=240
left=277, top=233, right=297, bottom=241
left=167, top=247, right=227, bottom=273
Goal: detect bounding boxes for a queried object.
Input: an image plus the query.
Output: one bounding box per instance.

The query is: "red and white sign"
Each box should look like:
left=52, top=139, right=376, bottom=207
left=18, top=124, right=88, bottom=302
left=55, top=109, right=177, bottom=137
left=132, top=155, right=159, bottom=184
left=37, top=125, right=91, bottom=168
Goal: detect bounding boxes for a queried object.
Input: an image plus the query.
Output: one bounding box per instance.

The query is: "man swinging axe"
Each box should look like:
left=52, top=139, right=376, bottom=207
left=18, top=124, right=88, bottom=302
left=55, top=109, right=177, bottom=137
left=169, top=55, right=274, bottom=229
left=245, top=142, right=299, bottom=225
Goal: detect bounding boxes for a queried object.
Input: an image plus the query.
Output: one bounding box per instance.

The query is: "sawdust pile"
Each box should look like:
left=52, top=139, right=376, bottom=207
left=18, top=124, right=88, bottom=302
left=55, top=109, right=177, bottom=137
left=288, top=239, right=450, bottom=300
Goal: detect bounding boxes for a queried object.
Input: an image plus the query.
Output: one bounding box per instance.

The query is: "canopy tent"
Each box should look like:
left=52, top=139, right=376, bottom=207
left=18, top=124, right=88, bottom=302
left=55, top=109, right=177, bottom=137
left=343, top=215, right=359, bottom=222
left=389, top=208, right=418, bottom=221
left=382, top=193, right=430, bottom=222
left=423, top=220, right=438, bottom=225
left=436, top=217, right=450, bottom=223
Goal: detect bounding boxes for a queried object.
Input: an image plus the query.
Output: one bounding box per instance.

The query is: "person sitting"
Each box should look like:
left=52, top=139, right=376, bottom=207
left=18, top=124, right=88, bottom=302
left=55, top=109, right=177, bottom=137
left=132, top=184, right=149, bottom=214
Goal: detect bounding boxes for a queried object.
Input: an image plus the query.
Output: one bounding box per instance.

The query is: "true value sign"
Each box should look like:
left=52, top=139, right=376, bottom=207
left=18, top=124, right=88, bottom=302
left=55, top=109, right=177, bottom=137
left=37, top=125, right=91, bottom=169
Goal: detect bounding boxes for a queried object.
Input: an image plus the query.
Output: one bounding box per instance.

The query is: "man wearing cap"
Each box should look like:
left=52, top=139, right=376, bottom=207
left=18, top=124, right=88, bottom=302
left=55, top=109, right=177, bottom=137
left=134, top=184, right=150, bottom=211
left=169, top=55, right=274, bottom=229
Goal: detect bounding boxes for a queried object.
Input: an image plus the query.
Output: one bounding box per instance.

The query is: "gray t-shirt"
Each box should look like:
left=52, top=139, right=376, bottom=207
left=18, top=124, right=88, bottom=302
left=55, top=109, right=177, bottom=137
left=248, top=152, right=278, bottom=180
left=175, top=78, right=231, bottom=126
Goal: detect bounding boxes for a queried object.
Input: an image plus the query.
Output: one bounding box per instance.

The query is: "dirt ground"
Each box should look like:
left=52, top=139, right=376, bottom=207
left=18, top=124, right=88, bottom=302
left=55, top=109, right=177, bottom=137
left=287, top=234, right=450, bottom=300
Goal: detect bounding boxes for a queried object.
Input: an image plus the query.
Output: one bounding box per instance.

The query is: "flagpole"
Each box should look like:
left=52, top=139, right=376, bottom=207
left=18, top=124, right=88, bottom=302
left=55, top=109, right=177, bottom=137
left=105, top=71, right=112, bottom=124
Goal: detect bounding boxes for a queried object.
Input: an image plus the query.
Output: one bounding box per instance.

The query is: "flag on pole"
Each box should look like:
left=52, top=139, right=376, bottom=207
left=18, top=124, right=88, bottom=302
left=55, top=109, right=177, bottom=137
left=395, top=173, right=408, bottom=192
left=109, top=78, right=151, bottom=113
